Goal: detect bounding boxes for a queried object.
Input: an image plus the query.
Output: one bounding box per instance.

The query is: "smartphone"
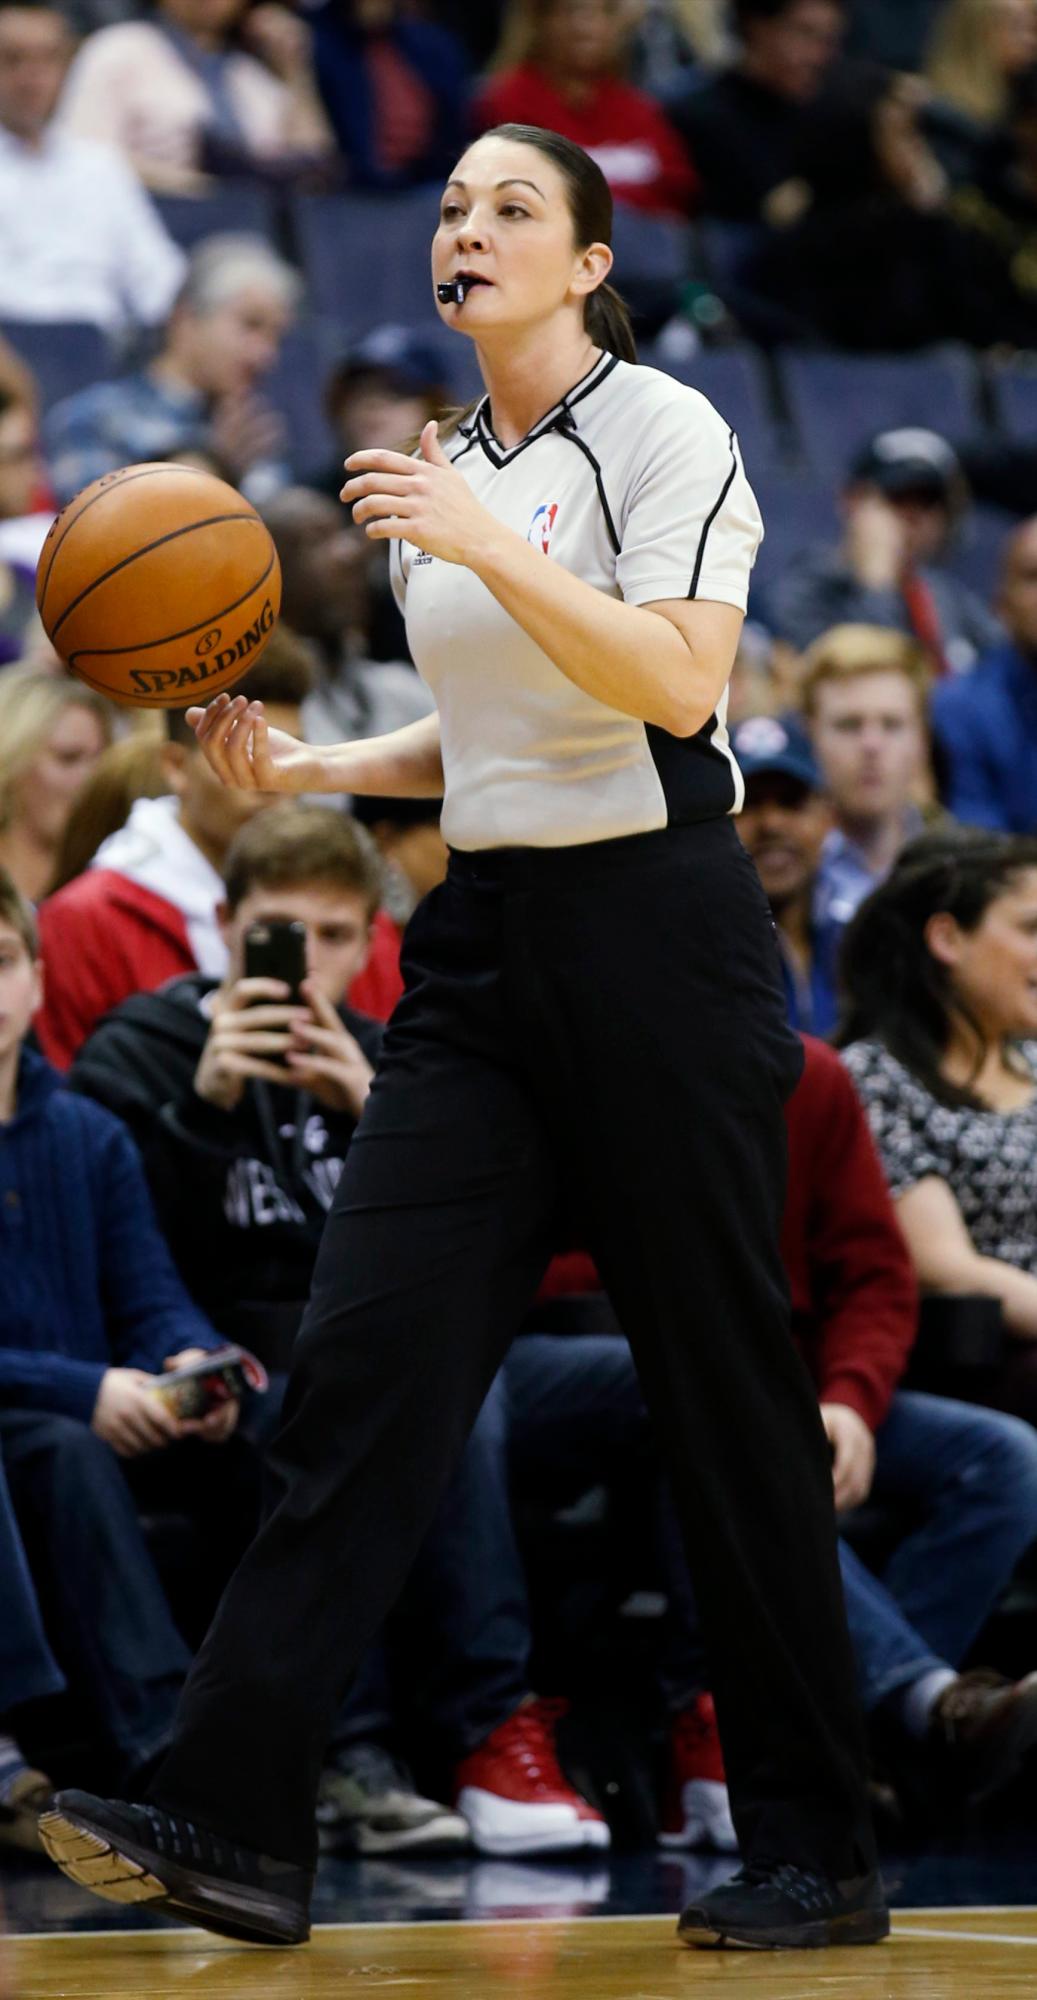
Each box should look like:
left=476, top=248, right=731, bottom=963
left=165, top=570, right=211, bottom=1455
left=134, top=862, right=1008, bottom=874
left=150, top=1345, right=269, bottom=1421
left=244, top=919, right=307, bottom=1002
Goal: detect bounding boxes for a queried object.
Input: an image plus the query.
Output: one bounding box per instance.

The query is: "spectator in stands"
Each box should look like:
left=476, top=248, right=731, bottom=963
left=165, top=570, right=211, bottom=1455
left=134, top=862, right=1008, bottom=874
left=312, top=330, right=450, bottom=661
left=349, top=792, right=446, bottom=1020
left=768, top=430, right=1002, bottom=673
left=730, top=713, right=839, bottom=1034
left=840, top=827, right=1037, bottom=1429
left=34, top=634, right=312, bottom=1069
left=663, top=1034, right=1037, bottom=1841
left=0, top=0, right=185, bottom=335
left=310, top=0, right=470, bottom=191
left=626, top=0, right=732, bottom=97
left=844, top=0, right=944, bottom=70
left=43, top=234, right=300, bottom=509
left=0, top=868, right=260, bottom=1793
left=670, top=0, right=875, bottom=223
left=475, top=0, right=697, bottom=217
left=931, top=519, right=1037, bottom=832
left=945, top=64, right=1037, bottom=345
left=70, top=805, right=617, bottom=1859
left=58, top=0, right=334, bottom=195
left=264, top=488, right=434, bottom=750
left=672, top=0, right=1009, bottom=348
left=71, top=803, right=382, bottom=1369
left=926, top=0, right=1037, bottom=132
left=312, top=330, right=449, bottom=501
left=0, top=670, right=112, bottom=900
left=803, top=626, right=933, bottom=934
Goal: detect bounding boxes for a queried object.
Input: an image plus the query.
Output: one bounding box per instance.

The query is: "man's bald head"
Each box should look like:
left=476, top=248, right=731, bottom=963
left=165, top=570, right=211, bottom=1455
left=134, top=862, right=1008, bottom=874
left=999, top=517, right=1037, bottom=657
left=262, top=487, right=370, bottom=646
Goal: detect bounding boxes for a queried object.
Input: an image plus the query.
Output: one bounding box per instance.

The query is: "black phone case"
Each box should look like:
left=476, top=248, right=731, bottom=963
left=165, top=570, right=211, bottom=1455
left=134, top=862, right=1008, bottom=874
left=244, top=920, right=307, bottom=1002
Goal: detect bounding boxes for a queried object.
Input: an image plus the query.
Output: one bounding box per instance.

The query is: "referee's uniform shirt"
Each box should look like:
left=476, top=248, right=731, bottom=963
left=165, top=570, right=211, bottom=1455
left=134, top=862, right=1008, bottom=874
left=154, top=351, right=877, bottom=1892
left=393, top=351, right=762, bottom=849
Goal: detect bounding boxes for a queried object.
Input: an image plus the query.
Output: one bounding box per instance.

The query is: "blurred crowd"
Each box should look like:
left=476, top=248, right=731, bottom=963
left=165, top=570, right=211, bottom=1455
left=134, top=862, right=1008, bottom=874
left=4, top=0, right=1037, bottom=1903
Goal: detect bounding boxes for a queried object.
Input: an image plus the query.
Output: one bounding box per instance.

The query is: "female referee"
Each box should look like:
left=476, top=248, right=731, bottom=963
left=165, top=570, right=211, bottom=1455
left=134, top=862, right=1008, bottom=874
left=41, top=126, right=887, bottom=1954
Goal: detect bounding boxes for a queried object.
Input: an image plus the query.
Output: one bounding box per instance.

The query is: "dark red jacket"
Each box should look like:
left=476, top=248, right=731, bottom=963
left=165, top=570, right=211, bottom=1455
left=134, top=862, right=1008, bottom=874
left=474, top=66, right=698, bottom=218
left=540, top=1035, right=918, bottom=1431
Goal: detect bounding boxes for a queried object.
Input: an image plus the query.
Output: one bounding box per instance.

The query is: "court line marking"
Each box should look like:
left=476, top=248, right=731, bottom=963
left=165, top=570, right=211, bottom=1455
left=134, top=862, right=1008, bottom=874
left=897, top=1926, right=1037, bottom=1947
left=9, top=1907, right=1037, bottom=1944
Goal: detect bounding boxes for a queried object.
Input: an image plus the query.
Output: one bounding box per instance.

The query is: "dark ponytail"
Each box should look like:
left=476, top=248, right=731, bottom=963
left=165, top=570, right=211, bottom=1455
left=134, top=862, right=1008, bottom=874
left=835, top=826, right=1037, bottom=1108
left=485, top=123, right=638, bottom=362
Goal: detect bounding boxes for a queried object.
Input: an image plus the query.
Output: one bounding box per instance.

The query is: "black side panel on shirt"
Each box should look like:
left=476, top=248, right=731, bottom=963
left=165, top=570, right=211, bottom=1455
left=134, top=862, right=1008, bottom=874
left=689, top=428, right=738, bottom=598
left=646, top=715, right=739, bottom=825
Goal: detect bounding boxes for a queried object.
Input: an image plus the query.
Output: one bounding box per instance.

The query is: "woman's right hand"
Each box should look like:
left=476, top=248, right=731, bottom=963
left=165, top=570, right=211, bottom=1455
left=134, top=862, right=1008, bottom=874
left=186, top=693, right=324, bottom=793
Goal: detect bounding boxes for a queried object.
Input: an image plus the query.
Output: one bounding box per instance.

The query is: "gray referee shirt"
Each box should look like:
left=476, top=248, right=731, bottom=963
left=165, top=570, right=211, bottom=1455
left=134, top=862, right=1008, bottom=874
left=393, top=352, right=762, bottom=851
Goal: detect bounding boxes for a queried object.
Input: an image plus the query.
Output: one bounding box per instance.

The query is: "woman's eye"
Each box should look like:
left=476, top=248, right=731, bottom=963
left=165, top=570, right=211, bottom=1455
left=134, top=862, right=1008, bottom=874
left=441, top=203, right=462, bottom=221
left=500, top=204, right=528, bottom=219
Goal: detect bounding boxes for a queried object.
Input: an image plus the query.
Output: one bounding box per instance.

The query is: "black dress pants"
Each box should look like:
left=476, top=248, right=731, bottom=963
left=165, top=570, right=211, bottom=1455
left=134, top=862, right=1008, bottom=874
left=151, top=817, right=877, bottom=1879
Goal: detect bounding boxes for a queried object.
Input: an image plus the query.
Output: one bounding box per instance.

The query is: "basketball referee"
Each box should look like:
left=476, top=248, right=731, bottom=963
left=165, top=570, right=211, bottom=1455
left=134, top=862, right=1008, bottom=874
left=41, top=125, right=888, bottom=1954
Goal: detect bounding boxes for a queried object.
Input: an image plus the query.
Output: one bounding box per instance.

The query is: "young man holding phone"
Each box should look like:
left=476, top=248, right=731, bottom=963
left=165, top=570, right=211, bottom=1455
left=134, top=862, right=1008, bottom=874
left=71, top=802, right=384, bottom=1372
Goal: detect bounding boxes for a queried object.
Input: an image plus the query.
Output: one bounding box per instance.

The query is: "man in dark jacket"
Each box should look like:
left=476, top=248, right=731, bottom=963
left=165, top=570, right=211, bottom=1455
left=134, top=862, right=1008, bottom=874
left=0, top=868, right=257, bottom=1804
left=71, top=802, right=384, bottom=1374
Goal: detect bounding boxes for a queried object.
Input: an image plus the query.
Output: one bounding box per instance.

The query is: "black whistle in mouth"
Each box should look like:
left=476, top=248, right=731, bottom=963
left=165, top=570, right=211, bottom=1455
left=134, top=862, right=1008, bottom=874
left=437, top=277, right=472, bottom=305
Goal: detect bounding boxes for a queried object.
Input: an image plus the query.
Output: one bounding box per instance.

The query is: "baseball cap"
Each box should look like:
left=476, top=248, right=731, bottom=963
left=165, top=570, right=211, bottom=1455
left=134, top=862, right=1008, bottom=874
left=332, top=325, right=449, bottom=402
left=849, top=428, right=961, bottom=500
left=731, top=714, right=820, bottom=790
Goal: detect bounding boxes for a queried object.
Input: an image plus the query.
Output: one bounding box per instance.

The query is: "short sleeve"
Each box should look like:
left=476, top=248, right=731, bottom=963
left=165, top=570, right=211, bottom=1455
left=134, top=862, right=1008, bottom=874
left=841, top=1042, right=943, bottom=1199
left=615, top=386, right=763, bottom=612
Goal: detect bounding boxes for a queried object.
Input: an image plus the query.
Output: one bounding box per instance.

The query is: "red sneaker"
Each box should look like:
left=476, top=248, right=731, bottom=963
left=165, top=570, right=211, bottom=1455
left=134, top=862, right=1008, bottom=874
left=454, top=1698, right=610, bottom=1857
left=658, top=1694, right=738, bottom=1854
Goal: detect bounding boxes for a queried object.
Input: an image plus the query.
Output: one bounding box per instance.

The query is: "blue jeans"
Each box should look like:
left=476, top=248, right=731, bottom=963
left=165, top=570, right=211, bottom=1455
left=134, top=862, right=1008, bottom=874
left=839, top=1390, right=1037, bottom=1709
left=0, top=1442, right=65, bottom=1719
left=0, top=1409, right=261, bottom=1767
left=663, top=1386, right=1037, bottom=1713
left=330, top=1331, right=649, bottom=1762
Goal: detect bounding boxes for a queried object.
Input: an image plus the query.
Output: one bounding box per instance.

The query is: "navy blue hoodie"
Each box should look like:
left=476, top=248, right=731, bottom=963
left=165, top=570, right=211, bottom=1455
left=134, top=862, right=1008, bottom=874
left=0, top=1047, right=220, bottom=1424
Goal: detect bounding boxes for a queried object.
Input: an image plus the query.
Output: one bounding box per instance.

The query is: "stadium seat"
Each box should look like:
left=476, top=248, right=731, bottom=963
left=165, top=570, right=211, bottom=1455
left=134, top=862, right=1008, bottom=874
left=745, top=472, right=838, bottom=603
left=989, top=361, right=1037, bottom=445
left=262, top=318, right=338, bottom=480
left=0, top=320, right=115, bottom=413
left=779, top=346, right=981, bottom=479
left=294, top=188, right=444, bottom=337
left=152, top=185, right=279, bottom=252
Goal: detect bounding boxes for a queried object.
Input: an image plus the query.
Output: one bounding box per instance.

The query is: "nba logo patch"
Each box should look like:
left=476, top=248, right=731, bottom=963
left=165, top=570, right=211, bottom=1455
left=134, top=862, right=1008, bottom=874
left=528, top=502, right=559, bottom=555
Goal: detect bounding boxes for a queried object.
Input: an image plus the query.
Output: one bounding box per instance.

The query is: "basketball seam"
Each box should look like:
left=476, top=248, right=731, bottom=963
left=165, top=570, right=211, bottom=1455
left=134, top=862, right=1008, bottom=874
left=65, top=550, right=278, bottom=659
left=36, top=465, right=204, bottom=626
left=47, top=513, right=266, bottom=642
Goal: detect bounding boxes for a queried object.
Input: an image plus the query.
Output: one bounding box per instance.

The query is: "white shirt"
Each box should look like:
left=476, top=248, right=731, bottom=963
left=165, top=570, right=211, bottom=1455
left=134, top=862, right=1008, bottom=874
left=0, top=126, right=185, bottom=333
left=393, top=353, right=762, bottom=852
left=58, top=21, right=295, bottom=175
left=93, top=794, right=228, bottom=976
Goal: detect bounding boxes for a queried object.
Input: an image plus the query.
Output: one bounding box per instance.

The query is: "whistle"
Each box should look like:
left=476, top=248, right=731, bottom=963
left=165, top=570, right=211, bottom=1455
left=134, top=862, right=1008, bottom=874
left=437, top=277, right=473, bottom=306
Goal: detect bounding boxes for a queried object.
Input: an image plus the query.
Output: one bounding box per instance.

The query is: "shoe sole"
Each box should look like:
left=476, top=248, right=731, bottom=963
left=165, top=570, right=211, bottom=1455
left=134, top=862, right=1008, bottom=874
left=38, top=1805, right=309, bottom=1947
left=678, top=1908, right=891, bottom=1950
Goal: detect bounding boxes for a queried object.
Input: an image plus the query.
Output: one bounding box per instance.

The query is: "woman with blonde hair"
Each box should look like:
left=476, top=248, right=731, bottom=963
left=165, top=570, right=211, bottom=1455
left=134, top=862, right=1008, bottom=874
left=0, top=671, right=113, bottom=901
left=926, top=0, right=1037, bottom=128
left=50, top=733, right=168, bottom=895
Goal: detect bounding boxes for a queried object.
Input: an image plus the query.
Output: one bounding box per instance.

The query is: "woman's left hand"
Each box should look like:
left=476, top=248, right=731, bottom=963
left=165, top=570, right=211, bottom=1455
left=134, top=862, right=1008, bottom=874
left=341, top=422, right=497, bottom=567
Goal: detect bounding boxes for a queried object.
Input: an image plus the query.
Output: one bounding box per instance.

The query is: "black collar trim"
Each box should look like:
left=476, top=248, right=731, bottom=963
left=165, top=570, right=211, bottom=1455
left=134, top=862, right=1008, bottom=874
left=473, top=351, right=621, bottom=469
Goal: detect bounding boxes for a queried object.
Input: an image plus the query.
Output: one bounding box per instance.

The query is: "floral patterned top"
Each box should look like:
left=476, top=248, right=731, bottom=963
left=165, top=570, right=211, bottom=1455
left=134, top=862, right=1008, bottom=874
left=842, top=1038, right=1037, bottom=1275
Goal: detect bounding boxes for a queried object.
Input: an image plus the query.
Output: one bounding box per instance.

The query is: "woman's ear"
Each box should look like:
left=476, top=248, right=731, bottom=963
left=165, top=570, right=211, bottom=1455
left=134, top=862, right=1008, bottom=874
left=924, top=909, right=961, bottom=969
left=570, top=240, right=614, bottom=299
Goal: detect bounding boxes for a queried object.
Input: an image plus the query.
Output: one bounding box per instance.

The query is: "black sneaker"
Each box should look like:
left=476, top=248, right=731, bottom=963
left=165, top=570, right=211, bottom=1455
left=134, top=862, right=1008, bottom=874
left=678, top=1861, right=890, bottom=1950
left=38, top=1790, right=312, bottom=1947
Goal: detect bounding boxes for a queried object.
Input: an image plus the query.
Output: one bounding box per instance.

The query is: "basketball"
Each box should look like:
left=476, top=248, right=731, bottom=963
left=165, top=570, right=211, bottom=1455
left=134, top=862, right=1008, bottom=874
left=35, top=463, right=282, bottom=709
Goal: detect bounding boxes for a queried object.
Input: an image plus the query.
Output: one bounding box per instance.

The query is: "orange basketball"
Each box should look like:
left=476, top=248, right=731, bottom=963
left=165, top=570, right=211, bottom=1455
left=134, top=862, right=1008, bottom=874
left=35, top=463, right=282, bottom=709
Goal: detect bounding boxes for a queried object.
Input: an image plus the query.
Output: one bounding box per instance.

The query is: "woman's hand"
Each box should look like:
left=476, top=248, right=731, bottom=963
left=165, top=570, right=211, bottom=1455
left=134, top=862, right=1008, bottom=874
left=242, top=3, right=315, bottom=81
left=186, top=693, right=325, bottom=793
left=341, top=422, right=500, bottom=566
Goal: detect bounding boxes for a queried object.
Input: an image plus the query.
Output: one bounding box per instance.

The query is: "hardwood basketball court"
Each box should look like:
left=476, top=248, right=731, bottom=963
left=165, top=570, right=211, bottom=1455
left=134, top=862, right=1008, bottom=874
left=10, top=1908, right=1037, bottom=1997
